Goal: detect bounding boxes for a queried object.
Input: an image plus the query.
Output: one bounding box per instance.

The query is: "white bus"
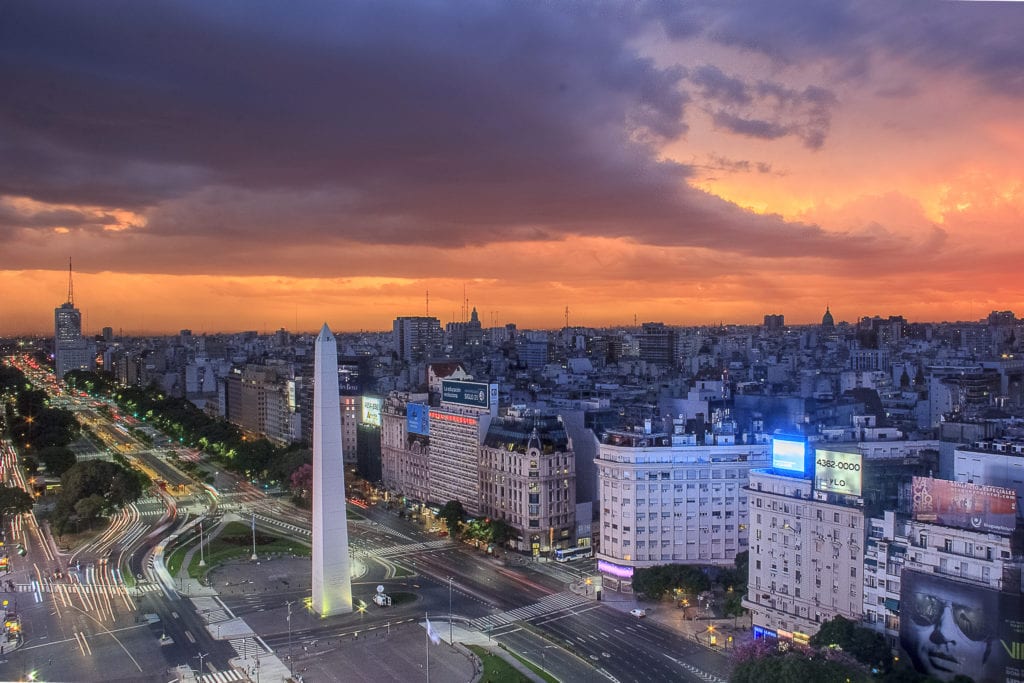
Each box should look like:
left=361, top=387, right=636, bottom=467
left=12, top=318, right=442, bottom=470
left=554, top=546, right=593, bottom=562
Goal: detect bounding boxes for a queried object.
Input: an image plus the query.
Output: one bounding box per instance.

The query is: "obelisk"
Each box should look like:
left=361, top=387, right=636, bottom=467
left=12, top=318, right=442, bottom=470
left=312, top=323, right=352, bottom=615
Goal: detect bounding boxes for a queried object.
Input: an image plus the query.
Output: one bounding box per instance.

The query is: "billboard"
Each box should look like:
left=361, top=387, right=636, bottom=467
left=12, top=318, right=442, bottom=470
left=911, top=477, right=1017, bottom=536
left=772, top=436, right=810, bottom=477
left=407, top=403, right=430, bottom=436
left=900, top=570, right=1020, bottom=683
left=441, top=380, right=491, bottom=408
left=814, top=449, right=862, bottom=496
left=361, top=397, right=382, bottom=427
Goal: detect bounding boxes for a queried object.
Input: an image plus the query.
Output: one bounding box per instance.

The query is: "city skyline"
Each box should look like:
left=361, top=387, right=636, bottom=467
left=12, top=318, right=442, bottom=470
left=2, top=1, right=1023, bottom=335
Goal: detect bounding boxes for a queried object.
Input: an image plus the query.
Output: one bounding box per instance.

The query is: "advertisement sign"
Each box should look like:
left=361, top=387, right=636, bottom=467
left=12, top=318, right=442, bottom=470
left=441, top=380, right=490, bottom=408
left=900, top=570, right=1018, bottom=683
left=407, top=403, right=430, bottom=436
left=772, top=436, right=809, bottom=477
left=814, top=449, right=862, bottom=496
left=597, top=559, right=634, bottom=579
left=360, top=397, right=382, bottom=427
left=911, top=477, right=1017, bottom=536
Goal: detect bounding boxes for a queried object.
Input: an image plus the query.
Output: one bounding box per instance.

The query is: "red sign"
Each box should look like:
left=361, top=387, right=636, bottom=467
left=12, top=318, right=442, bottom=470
left=911, top=477, right=1017, bottom=535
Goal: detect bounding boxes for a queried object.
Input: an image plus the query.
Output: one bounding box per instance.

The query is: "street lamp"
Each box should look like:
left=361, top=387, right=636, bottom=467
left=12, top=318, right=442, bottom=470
left=285, top=600, right=294, bottom=677
left=448, top=576, right=453, bottom=645
left=194, top=651, right=209, bottom=674
left=198, top=522, right=206, bottom=567
left=250, top=512, right=258, bottom=561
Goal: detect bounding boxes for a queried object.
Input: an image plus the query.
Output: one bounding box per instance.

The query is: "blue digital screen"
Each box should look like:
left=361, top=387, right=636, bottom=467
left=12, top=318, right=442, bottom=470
left=772, top=437, right=807, bottom=475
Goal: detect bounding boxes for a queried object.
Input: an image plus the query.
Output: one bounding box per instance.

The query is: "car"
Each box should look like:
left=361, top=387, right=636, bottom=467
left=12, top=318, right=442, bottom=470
left=630, top=608, right=647, bottom=618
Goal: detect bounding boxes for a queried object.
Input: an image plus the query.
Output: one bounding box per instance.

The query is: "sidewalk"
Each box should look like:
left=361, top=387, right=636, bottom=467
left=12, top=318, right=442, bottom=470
left=568, top=578, right=753, bottom=655
left=422, top=620, right=545, bottom=683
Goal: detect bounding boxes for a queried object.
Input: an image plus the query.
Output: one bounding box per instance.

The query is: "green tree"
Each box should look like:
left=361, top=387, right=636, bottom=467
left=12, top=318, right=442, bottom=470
left=488, top=517, right=518, bottom=546
left=810, top=615, right=892, bottom=674
left=52, top=460, right=143, bottom=531
left=438, top=500, right=467, bottom=535
left=732, top=641, right=872, bottom=683
left=36, top=445, right=77, bottom=477
left=0, top=485, right=34, bottom=522
left=74, top=494, right=107, bottom=528
left=632, top=564, right=711, bottom=601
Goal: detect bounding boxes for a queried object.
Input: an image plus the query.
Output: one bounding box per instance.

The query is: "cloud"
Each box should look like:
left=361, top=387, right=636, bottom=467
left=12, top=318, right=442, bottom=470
left=687, top=65, right=837, bottom=149
left=682, top=1, right=1024, bottom=96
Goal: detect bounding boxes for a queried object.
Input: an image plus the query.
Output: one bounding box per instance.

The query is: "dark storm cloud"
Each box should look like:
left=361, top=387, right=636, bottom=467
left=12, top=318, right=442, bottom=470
left=0, top=0, right=985, bottom=270
left=693, top=0, right=1024, bottom=95
left=688, top=65, right=837, bottom=149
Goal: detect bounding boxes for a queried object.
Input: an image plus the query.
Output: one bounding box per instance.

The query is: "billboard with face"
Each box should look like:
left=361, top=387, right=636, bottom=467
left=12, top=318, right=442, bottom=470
left=900, top=570, right=1018, bottom=683
left=911, top=477, right=1017, bottom=536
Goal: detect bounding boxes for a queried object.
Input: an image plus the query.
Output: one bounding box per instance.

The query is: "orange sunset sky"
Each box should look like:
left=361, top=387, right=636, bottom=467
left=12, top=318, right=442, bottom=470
left=2, top=2, right=1023, bottom=335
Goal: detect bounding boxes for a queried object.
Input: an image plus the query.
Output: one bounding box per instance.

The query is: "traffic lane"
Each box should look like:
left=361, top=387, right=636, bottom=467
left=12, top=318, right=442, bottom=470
left=497, top=624, right=609, bottom=683
left=530, top=606, right=731, bottom=683
left=412, top=550, right=555, bottom=612
left=135, top=590, right=237, bottom=671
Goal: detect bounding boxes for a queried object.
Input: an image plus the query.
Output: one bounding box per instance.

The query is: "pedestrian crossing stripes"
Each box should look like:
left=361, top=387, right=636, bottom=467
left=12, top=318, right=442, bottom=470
left=14, top=582, right=161, bottom=595
left=468, top=591, right=592, bottom=630
left=229, top=637, right=263, bottom=660
left=198, top=669, right=246, bottom=683
left=360, top=539, right=452, bottom=558
left=676, top=660, right=727, bottom=683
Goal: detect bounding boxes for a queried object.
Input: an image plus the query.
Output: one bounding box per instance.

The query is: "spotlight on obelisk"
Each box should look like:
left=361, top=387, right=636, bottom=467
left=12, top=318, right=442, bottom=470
left=311, top=323, right=353, bottom=616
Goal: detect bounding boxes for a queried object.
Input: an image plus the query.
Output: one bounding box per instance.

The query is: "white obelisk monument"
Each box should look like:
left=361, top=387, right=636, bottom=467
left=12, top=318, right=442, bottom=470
left=312, top=323, right=353, bottom=615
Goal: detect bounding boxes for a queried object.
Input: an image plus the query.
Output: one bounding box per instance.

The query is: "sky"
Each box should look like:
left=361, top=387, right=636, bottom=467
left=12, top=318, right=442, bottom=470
left=2, top=0, right=1023, bottom=335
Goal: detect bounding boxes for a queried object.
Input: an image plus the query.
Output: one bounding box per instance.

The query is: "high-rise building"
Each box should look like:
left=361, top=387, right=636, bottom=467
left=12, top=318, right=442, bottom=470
left=392, top=316, right=441, bottom=364
left=53, top=261, right=94, bottom=379
left=595, top=417, right=770, bottom=592
left=639, top=322, right=675, bottom=366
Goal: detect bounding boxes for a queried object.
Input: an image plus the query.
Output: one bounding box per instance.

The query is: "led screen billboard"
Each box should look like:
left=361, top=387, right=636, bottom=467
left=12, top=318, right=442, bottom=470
left=772, top=436, right=809, bottom=477
left=407, top=403, right=430, bottom=436
left=814, top=449, right=862, bottom=496
left=440, top=380, right=490, bottom=408
left=911, top=477, right=1017, bottom=536
left=360, top=397, right=382, bottom=427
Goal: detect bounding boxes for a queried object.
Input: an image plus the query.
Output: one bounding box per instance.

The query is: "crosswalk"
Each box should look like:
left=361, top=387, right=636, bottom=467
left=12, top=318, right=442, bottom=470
left=229, top=636, right=263, bottom=660
left=468, top=591, right=592, bottom=630
left=14, top=582, right=161, bottom=595
left=198, top=669, right=247, bottom=683
left=362, top=539, right=452, bottom=558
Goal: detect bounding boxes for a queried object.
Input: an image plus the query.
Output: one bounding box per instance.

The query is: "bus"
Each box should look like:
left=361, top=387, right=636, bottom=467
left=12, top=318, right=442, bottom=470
left=554, top=546, right=593, bottom=562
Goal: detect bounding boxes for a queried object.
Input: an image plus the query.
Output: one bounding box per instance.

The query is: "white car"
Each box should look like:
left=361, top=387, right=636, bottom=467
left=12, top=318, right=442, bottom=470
left=630, top=608, right=647, bottom=618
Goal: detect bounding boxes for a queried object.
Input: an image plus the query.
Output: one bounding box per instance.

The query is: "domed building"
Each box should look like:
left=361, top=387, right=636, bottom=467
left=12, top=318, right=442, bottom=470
left=821, top=305, right=835, bottom=329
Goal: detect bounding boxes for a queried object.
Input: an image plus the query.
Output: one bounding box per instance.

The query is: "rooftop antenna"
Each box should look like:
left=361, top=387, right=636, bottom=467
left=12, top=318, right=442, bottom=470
left=426, top=289, right=430, bottom=317
left=67, top=257, right=74, bottom=305
left=565, top=305, right=570, bottom=330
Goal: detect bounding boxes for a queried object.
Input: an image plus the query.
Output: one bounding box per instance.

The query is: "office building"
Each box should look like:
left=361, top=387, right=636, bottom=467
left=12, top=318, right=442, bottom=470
left=393, top=316, right=442, bottom=364
left=595, top=416, right=769, bottom=592
left=479, top=410, right=576, bottom=554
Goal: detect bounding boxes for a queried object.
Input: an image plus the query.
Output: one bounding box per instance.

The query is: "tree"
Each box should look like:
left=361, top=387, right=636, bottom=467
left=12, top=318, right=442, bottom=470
left=74, top=494, right=107, bottom=528
left=489, top=518, right=518, bottom=546
left=732, top=640, right=872, bottom=683
left=51, top=460, right=143, bottom=531
left=810, top=615, right=892, bottom=674
left=632, top=564, right=712, bottom=601
left=438, top=500, right=467, bottom=535
left=289, top=463, right=313, bottom=507
left=0, top=486, right=34, bottom=522
left=36, top=446, right=77, bottom=477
